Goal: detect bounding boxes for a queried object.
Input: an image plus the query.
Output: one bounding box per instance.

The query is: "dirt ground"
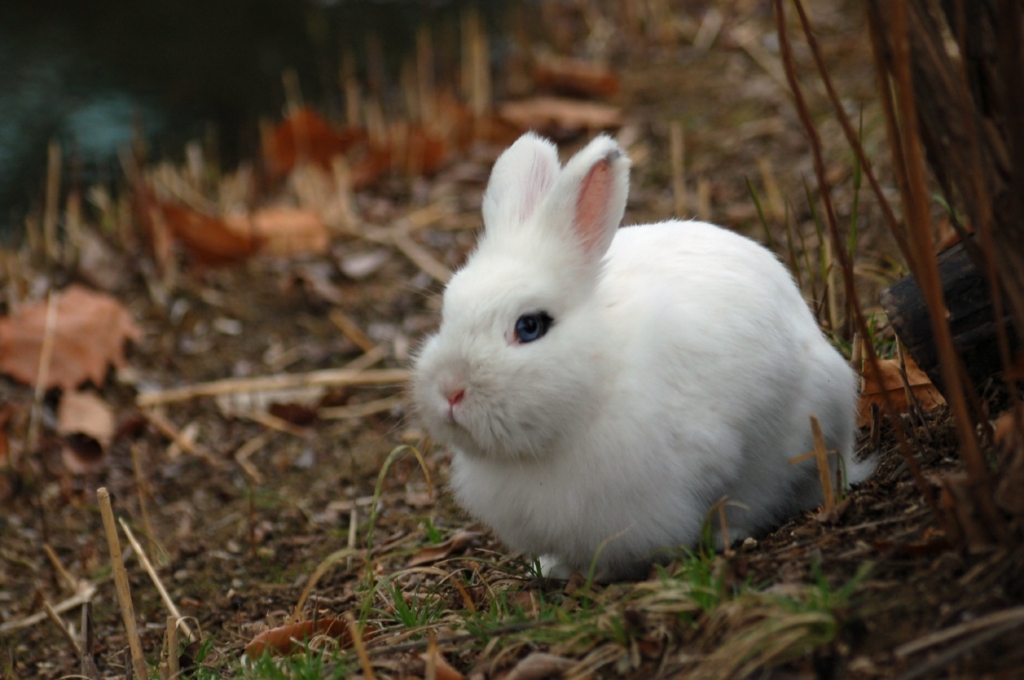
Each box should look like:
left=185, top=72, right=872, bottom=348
left=2, top=2, right=1023, bottom=679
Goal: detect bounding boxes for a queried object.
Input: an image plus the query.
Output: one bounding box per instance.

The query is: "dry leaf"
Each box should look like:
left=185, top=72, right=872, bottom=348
left=534, top=53, right=619, bottom=99
left=58, top=390, right=114, bottom=445
left=244, top=618, right=361, bottom=658
left=57, top=391, right=114, bottom=475
left=264, top=107, right=366, bottom=179
left=857, top=355, right=946, bottom=427
left=225, top=208, right=329, bottom=257
left=407, top=531, right=481, bottom=567
left=419, top=648, right=464, bottom=680
left=498, top=97, right=622, bottom=136
left=161, top=202, right=264, bottom=265
left=0, top=285, right=141, bottom=390
left=504, top=652, right=576, bottom=680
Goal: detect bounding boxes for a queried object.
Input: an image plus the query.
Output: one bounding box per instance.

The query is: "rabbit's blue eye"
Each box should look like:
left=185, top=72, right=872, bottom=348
left=515, top=312, right=552, bottom=343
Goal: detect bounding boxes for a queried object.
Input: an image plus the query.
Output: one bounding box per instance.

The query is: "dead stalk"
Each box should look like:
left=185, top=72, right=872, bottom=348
left=118, top=518, right=193, bottom=640
left=773, top=0, right=940, bottom=520
left=791, top=0, right=912, bottom=265
left=97, top=488, right=149, bottom=680
left=130, top=443, right=160, bottom=560
left=346, top=612, right=377, bottom=680
left=948, top=0, right=1023, bottom=421
left=25, top=291, right=59, bottom=459
left=670, top=121, right=687, bottom=217
left=44, top=141, right=62, bottom=262
left=42, top=597, right=82, bottom=655
left=43, top=544, right=79, bottom=593
left=329, top=309, right=377, bottom=353
left=166, top=615, right=180, bottom=679
left=885, top=0, right=1007, bottom=540
left=137, top=367, right=410, bottom=407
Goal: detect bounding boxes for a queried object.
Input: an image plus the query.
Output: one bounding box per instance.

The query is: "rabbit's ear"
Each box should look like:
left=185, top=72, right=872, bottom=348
left=482, top=133, right=561, bottom=234
left=541, top=135, right=630, bottom=263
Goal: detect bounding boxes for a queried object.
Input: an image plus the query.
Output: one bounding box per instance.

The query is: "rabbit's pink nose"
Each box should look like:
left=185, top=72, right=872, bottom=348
left=446, top=388, right=465, bottom=407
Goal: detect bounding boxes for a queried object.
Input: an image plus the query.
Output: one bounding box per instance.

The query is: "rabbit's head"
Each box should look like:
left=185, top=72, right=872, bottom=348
left=413, top=133, right=631, bottom=460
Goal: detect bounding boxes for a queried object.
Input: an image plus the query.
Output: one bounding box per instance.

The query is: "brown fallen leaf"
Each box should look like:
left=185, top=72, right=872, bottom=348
left=419, top=647, right=464, bottom=680
left=504, top=652, right=576, bottom=680
left=224, top=207, right=329, bottom=257
left=244, top=618, right=370, bottom=658
left=160, top=202, right=264, bottom=265
left=0, top=285, right=141, bottom=390
left=857, top=354, right=946, bottom=428
left=57, top=390, right=114, bottom=475
left=407, top=531, right=482, bottom=567
left=534, top=53, right=620, bottom=99
left=498, top=97, right=622, bottom=137
left=264, top=107, right=366, bottom=179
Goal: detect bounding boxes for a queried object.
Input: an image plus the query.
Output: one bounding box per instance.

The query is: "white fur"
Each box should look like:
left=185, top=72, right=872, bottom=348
left=413, top=133, right=873, bottom=581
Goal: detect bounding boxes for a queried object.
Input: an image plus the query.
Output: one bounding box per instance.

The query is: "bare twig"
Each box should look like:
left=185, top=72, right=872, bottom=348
left=884, top=0, right=1006, bottom=540
left=791, top=0, right=912, bottom=265
left=234, top=431, right=270, bottom=485
left=346, top=612, right=377, bottom=680
left=342, top=345, right=388, bottom=372
left=43, top=544, right=79, bottom=593
left=319, top=395, right=406, bottom=421
left=43, top=597, right=82, bottom=655
left=80, top=601, right=98, bottom=680
left=25, top=291, right=59, bottom=458
left=166, top=615, right=180, bottom=680
left=137, top=367, right=410, bottom=407
left=812, top=415, right=835, bottom=510
left=118, top=518, right=193, bottom=640
left=130, top=443, right=161, bottom=561
left=44, top=141, right=62, bottom=262
left=329, top=309, right=378, bottom=353
left=0, top=582, right=97, bottom=634
left=774, top=0, right=941, bottom=520
left=140, top=409, right=226, bottom=469
left=895, top=604, right=1024, bottom=658
left=96, top=488, right=148, bottom=680
left=670, top=121, right=687, bottom=217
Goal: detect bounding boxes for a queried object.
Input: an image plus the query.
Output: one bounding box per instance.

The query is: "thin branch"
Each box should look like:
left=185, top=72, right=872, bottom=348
left=885, top=0, right=1007, bottom=540
left=774, top=0, right=940, bottom=519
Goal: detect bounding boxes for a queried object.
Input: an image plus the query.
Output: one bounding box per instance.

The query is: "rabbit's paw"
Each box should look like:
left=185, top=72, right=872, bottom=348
left=539, top=554, right=574, bottom=580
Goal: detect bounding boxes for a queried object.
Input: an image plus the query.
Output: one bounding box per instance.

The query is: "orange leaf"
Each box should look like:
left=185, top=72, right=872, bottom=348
left=224, top=207, right=329, bottom=257
left=265, top=107, right=366, bottom=179
left=244, top=618, right=348, bottom=658
left=407, top=531, right=482, bottom=567
left=0, top=285, right=141, bottom=390
left=857, top=355, right=946, bottom=427
left=161, top=202, right=264, bottom=265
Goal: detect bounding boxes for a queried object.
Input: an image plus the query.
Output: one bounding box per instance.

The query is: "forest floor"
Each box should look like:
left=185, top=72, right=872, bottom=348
left=2, top=2, right=1023, bottom=679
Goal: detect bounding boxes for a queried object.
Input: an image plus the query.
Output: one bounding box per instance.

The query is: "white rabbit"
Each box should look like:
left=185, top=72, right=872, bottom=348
left=412, top=132, right=873, bottom=581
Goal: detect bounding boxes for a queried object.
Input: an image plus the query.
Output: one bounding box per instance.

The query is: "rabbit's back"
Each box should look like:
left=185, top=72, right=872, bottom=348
left=598, top=219, right=861, bottom=535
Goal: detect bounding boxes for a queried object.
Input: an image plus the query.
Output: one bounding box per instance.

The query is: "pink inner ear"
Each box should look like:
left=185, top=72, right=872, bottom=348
left=575, top=159, right=611, bottom=253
